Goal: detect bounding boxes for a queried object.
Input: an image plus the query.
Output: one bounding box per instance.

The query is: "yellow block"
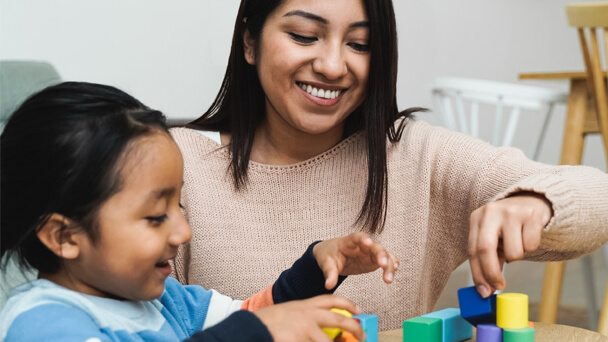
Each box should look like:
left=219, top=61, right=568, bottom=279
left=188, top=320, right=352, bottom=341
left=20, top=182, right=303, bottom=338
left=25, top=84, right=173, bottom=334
left=497, top=293, right=529, bottom=329
left=323, top=308, right=353, bottom=339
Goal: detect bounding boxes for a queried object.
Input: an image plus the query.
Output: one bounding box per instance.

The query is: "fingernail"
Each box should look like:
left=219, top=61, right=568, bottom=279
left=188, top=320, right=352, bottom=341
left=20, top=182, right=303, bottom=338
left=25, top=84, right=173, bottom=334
left=387, top=273, right=393, bottom=282
left=477, top=284, right=490, bottom=297
left=362, top=332, right=367, bottom=340
left=380, top=257, right=387, bottom=266
left=356, top=305, right=362, bottom=313
left=364, top=238, right=373, bottom=244
left=492, top=282, right=503, bottom=291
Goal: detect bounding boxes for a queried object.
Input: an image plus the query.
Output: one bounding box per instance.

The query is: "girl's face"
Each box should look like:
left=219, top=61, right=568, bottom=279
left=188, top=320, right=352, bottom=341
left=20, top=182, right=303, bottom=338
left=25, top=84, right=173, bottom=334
left=72, top=132, right=191, bottom=301
left=247, top=0, right=370, bottom=138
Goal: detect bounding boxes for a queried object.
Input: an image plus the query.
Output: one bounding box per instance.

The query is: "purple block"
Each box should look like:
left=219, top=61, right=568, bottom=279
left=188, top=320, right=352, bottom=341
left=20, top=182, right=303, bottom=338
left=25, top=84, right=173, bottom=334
left=476, top=324, right=502, bottom=342
left=457, top=286, right=497, bottom=326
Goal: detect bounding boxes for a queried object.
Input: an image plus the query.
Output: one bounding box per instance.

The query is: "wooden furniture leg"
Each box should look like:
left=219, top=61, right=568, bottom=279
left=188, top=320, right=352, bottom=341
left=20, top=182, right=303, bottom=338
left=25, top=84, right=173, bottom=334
left=599, top=280, right=608, bottom=336
left=538, top=79, right=588, bottom=324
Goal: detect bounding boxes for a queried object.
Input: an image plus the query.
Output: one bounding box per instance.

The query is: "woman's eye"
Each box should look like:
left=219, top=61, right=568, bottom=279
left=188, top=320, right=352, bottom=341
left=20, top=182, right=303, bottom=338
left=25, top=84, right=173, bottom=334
left=146, top=214, right=168, bottom=226
left=289, top=32, right=317, bottom=44
left=348, top=42, right=370, bottom=52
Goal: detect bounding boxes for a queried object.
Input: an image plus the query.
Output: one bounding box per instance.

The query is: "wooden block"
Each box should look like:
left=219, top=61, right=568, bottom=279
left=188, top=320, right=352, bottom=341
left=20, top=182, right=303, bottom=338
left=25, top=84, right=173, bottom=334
left=422, top=308, right=473, bottom=342
left=402, top=317, right=442, bottom=342
left=496, top=293, right=528, bottom=329
left=503, top=327, right=534, bottom=342
left=457, top=286, right=497, bottom=326
left=476, top=324, right=502, bottom=342
left=353, top=314, right=378, bottom=342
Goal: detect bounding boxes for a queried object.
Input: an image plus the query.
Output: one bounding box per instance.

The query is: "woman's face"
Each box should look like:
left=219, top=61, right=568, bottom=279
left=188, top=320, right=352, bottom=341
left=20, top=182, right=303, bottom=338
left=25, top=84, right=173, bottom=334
left=245, top=0, right=370, bottom=137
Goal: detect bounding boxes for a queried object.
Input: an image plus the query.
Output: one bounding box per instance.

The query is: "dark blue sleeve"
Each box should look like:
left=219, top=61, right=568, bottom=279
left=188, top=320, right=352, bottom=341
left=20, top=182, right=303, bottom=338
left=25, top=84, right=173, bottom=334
left=184, top=311, right=272, bottom=342
left=272, top=241, right=347, bottom=303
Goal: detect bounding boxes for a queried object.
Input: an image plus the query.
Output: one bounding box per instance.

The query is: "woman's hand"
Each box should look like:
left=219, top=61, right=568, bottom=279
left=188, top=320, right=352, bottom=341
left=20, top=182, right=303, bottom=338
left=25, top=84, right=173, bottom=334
left=253, top=294, right=364, bottom=342
left=313, top=232, right=399, bottom=290
left=468, top=192, right=552, bottom=297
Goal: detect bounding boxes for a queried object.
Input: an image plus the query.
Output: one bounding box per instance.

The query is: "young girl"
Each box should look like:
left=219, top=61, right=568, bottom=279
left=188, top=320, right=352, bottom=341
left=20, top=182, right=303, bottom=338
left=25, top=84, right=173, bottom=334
left=0, top=82, right=399, bottom=341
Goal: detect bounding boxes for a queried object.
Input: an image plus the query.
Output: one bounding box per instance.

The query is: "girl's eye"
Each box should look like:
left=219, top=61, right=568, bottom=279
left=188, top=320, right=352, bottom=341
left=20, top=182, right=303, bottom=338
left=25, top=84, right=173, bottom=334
left=288, top=32, right=317, bottom=44
left=146, top=214, right=168, bottom=226
left=348, top=42, right=370, bottom=52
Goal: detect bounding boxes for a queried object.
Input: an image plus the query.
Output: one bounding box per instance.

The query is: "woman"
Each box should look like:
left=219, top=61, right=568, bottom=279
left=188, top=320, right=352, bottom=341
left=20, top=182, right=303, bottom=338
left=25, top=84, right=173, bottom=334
left=170, top=0, right=608, bottom=330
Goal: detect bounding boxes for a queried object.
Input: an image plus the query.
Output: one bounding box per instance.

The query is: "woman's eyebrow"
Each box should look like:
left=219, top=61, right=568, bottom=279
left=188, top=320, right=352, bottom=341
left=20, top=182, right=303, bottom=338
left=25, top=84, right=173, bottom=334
left=283, top=10, right=369, bottom=28
left=284, top=10, right=328, bottom=24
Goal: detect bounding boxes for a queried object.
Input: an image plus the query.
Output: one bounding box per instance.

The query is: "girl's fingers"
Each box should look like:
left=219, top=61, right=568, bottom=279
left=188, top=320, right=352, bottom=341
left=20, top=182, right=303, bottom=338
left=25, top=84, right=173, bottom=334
left=320, top=262, right=340, bottom=290
left=317, top=310, right=365, bottom=341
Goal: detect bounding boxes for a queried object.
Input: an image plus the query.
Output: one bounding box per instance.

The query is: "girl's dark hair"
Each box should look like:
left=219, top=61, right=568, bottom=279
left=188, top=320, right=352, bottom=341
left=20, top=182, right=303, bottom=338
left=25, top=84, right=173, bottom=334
left=190, top=0, right=426, bottom=233
left=1, top=82, right=168, bottom=273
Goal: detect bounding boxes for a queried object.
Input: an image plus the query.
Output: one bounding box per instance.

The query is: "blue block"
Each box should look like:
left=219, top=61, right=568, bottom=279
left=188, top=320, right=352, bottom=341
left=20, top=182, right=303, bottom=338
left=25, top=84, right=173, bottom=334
left=422, top=308, right=473, bottom=342
left=457, top=286, right=497, bottom=326
left=476, top=324, right=502, bottom=342
left=353, top=314, right=378, bottom=342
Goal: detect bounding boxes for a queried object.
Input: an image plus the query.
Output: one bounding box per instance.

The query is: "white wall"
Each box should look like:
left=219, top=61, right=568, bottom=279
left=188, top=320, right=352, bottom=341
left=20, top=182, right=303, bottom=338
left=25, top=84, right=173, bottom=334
left=1, top=0, right=605, bottom=169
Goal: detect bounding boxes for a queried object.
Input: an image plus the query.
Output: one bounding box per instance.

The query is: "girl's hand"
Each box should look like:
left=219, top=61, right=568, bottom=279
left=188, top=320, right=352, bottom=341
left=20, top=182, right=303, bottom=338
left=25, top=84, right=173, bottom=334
left=253, top=294, right=364, bottom=342
left=313, top=232, right=399, bottom=290
left=468, top=192, right=552, bottom=297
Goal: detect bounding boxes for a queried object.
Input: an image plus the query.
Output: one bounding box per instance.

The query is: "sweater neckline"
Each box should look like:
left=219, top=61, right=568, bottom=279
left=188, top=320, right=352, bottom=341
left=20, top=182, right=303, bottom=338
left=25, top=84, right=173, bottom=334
left=186, top=128, right=364, bottom=172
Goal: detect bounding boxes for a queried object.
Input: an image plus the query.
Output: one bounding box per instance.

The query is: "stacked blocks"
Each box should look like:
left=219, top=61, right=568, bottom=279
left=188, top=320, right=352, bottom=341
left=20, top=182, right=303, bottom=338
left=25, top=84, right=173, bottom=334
left=353, top=314, right=378, bottom=342
left=457, top=286, right=497, bottom=326
left=403, top=286, right=534, bottom=342
left=422, top=308, right=473, bottom=342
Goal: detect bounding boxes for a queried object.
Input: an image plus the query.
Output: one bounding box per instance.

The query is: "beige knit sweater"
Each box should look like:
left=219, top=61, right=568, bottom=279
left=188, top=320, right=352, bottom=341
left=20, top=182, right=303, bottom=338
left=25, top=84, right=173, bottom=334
left=170, top=120, right=608, bottom=330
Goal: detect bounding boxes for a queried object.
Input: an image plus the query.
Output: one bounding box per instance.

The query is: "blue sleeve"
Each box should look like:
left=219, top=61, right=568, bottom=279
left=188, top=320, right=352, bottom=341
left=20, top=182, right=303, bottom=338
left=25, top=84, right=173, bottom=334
left=272, top=241, right=347, bottom=304
left=5, top=303, right=109, bottom=342
left=161, top=277, right=214, bottom=336
left=184, top=311, right=272, bottom=342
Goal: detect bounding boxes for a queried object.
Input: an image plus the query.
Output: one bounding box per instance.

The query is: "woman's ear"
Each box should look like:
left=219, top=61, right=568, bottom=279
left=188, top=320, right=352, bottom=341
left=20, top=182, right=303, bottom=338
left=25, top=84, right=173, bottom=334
left=243, top=29, right=257, bottom=65
left=36, top=214, right=82, bottom=260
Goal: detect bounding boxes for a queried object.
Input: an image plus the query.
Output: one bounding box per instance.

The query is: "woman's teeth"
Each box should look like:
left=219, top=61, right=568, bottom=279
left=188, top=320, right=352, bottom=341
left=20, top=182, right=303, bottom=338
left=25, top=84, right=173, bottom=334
left=298, top=82, right=342, bottom=99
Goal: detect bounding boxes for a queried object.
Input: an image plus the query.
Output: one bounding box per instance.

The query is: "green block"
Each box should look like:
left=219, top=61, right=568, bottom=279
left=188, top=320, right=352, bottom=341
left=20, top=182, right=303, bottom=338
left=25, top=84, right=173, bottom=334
left=504, top=327, right=535, bottom=342
left=402, top=317, right=442, bottom=342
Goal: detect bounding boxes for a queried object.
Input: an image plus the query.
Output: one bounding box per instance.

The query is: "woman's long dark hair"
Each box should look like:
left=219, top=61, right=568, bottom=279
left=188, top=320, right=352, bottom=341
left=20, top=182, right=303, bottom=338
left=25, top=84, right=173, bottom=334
left=190, top=0, right=425, bottom=234
left=1, top=82, right=168, bottom=273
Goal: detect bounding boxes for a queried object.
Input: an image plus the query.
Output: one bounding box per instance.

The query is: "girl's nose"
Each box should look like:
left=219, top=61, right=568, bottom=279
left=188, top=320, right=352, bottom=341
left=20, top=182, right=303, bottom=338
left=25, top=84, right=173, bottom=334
left=169, top=213, right=192, bottom=246
left=312, top=42, right=348, bottom=80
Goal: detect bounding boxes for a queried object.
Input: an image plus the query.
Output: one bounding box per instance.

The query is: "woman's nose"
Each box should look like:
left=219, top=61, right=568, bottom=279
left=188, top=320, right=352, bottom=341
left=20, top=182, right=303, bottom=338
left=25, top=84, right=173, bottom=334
left=312, top=42, right=348, bottom=80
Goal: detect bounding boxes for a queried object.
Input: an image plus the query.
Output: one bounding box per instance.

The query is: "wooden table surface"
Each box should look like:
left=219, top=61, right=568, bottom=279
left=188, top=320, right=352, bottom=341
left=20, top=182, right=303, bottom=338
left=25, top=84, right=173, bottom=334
left=519, top=71, right=588, bottom=80
left=378, top=322, right=608, bottom=342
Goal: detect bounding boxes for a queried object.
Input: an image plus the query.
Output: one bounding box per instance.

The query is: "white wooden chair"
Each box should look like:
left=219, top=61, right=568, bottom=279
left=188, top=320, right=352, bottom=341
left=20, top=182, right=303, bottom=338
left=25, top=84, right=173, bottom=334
left=432, top=77, right=568, bottom=160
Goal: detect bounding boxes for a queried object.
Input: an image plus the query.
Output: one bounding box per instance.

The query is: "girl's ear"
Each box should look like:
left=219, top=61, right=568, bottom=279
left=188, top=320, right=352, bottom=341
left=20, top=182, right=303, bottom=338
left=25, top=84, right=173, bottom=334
left=36, top=214, right=82, bottom=260
left=243, top=29, right=257, bottom=65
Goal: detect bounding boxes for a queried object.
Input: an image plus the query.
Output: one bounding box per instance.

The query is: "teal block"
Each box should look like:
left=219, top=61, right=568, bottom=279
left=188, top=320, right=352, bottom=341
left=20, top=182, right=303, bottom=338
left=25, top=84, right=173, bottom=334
left=353, top=314, right=378, bottom=342
left=403, top=317, right=442, bottom=342
left=503, top=327, right=534, bottom=342
left=422, top=308, right=473, bottom=342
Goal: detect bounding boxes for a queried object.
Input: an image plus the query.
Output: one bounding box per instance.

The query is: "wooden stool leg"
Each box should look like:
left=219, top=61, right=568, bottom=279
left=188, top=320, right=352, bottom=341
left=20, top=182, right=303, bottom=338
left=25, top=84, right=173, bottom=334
left=538, top=79, right=588, bottom=323
left=599, top=281, right=608, bottom=336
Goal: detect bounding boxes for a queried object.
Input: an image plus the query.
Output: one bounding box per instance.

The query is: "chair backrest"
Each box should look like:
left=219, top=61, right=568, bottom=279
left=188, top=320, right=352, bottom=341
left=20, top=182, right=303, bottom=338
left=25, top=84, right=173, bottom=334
left=432, top=77, right=568, bottom=160
left=566, top=2, right=608, bottom=165
left=0, top=60, right=62, bottom=132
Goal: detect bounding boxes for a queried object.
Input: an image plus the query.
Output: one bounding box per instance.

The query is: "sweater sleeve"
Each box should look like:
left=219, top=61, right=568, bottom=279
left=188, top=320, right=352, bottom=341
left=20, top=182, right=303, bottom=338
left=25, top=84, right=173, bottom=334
left=417, top=121, right=608, bottom=261
left=241, top=241, right=346, bottom=311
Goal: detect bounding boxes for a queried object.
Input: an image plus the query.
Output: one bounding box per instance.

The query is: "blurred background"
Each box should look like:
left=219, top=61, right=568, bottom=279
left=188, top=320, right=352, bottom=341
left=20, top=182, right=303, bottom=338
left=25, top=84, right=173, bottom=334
left=1, top=0, right=606, bottom=330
